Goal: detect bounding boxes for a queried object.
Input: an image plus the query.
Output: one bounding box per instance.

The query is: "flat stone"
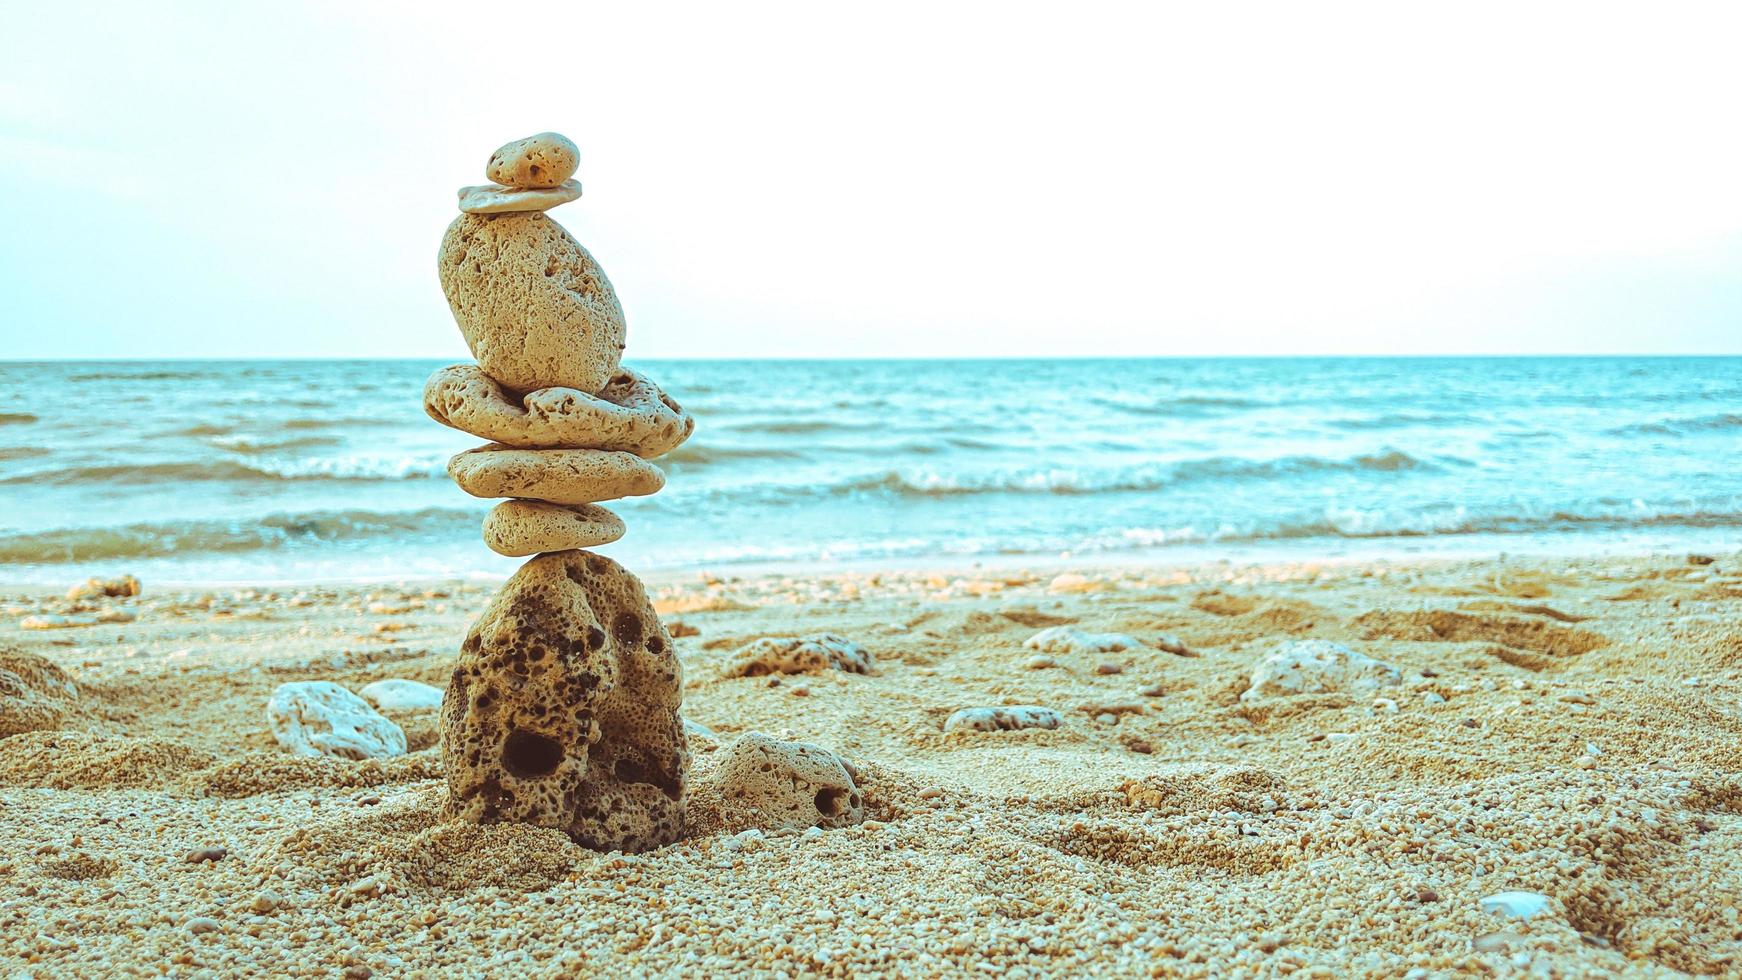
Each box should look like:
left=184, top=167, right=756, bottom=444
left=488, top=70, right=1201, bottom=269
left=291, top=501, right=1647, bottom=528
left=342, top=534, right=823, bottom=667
left=1240, top=640, right=1401, bottom=702
left=943, top=705, right=1063, bottom=733
left=440, top=551, right=688, bottom=853
left=0, top=646, right=79, bottom=738
left=423, top=364, right=694, bottom=457
left=266, top=681, right=406, bottom=760
left=438, top=211, right=625, bottom=394
left=482, top=500, right=624, bottom=557
left=456, top=179, right=582, bottom=214
left=359, top=679, right=445, bottom=712
left=486, top=132, right=579, bottom=188
left=688, top=732, right=864, bottom=836
left=447, top=444, right=664, bottom=505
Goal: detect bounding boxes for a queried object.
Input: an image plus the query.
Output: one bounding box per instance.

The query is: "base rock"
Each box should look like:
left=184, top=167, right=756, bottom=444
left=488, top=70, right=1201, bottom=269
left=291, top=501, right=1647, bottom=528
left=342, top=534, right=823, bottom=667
left=441, top=550, right=688, bottom=853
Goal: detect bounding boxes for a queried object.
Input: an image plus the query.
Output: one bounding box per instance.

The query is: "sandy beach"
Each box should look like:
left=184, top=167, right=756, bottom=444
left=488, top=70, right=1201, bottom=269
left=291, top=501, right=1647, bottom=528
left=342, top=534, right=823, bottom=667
left=1, top=549, right=1738, bottom=976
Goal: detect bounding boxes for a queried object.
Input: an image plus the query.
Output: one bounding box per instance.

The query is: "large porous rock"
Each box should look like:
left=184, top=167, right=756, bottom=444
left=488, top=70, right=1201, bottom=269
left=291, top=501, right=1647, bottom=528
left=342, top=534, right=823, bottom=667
left=0, top=646, right=79, bottom=738
left=424, top=364, right=695, bottom=457
left=266, top=681, right=407, bottom=760
left=447, top=445, right=665, bottom=506
left=1240, top=640, right=1400, bottom=702
left=688, top=733, right=864, bottom=836
left=441, top=551, right=688, bottom=853
left=438, top=212, right=625, bottom=394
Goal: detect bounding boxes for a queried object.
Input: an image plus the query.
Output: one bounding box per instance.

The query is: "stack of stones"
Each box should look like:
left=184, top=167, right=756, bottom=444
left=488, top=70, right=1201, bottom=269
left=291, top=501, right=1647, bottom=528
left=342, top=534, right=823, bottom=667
left=426, top=132, right=697, bottom=852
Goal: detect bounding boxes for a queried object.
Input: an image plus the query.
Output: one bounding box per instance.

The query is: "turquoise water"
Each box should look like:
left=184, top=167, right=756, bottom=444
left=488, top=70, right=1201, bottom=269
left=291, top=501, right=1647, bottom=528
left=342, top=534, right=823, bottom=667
left=0, top=357, right=1738, bottom=583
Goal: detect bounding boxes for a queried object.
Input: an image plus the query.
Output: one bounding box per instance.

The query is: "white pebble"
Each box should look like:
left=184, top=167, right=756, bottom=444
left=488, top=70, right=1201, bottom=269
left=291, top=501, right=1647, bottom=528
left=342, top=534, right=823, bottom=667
left=1480, top=891, right=1551, bottom=920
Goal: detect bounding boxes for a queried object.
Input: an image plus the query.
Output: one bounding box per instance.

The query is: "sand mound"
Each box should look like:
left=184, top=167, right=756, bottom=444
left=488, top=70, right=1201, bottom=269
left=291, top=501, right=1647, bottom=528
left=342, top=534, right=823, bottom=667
left=0, top=732, right=216, bottom=790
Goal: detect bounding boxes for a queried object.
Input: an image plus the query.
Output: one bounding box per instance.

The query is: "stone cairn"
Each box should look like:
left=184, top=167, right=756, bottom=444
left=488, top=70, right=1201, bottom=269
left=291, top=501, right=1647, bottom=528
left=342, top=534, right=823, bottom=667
left=426, top=132, right=697, bottom=852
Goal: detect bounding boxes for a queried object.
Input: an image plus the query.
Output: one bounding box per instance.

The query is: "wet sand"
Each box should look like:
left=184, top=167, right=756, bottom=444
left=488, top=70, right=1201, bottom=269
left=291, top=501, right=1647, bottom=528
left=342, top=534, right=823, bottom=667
left=1, top=550, right=1739, bottom=976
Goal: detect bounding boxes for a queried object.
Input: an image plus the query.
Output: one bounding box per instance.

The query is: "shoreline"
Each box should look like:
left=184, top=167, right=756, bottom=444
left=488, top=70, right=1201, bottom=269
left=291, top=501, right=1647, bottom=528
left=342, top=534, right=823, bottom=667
left=2, top=523, right=1736, bottom=591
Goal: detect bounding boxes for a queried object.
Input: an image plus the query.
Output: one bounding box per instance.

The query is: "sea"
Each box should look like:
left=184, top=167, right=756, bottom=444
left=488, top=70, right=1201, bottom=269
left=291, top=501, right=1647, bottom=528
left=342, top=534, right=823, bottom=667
left=0, top=357, right=1738, bottom=585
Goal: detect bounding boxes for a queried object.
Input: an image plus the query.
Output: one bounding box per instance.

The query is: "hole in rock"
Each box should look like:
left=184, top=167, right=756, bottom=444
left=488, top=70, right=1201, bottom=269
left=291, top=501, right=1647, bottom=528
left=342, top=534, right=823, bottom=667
left=502, top=729, right=564, bottom=778
left=815, top=788, right=848, bottom=816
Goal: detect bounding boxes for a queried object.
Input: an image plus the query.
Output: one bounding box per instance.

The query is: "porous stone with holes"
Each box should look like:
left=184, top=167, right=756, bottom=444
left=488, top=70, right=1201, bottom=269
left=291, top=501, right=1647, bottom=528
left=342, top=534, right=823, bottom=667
left=486, top=132, right=579, bottom=189
left=1240, top=639, right=1401, bottom=702
left=423, top=364, right=695, bottom=457
left=724, top=633, right=875, bottom=677
left=688, top=732, right=864, bottom=835
left=447, top=445, right=664, bottom=506
left=438, top=211, right=625, bottom=394
left=482, top=500, right=625, bottom=557
left=440, top=551, right=689, bottom=852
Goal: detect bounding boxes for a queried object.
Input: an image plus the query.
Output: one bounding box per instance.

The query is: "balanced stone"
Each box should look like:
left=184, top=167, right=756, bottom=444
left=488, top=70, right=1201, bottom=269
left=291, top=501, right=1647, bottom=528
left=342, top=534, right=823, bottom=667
left=457, top=179, right=582, bottom=215
left=424, top=364, right=695, bottom=457
left=486, top=132, right=580, bottom=188
left=448, top=445, right=664, bottom=505
left=440, top=551, right=688, bottom=852
left=483, top=500, right=625, bottom=557
left=439, top=212, right=626, bottom=394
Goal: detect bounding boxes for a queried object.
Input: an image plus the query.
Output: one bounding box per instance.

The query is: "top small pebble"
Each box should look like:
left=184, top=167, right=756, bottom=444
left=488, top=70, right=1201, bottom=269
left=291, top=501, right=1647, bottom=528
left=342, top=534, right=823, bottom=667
left=486, top=132, right=579, bottom=189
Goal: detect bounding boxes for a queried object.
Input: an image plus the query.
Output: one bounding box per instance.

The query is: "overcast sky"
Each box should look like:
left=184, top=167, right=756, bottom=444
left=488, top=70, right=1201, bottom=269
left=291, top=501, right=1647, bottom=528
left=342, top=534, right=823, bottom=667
left=1, top=1, right=1738, bottom=359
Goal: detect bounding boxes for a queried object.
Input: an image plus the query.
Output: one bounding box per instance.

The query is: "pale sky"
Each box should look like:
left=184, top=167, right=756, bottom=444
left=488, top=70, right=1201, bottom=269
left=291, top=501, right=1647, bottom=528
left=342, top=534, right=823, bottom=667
left=1, top=0, right=1738, bottom=359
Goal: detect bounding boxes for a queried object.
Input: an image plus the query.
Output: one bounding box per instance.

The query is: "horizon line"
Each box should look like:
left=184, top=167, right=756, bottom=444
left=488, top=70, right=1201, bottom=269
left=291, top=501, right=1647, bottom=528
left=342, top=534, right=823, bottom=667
left=3, top=352, right=1741, bottom=364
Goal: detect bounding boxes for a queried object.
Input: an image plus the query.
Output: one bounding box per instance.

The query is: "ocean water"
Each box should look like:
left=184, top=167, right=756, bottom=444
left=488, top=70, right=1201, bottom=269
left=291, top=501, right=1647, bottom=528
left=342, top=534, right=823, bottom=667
left=0, top=357, right=1737, bottom=584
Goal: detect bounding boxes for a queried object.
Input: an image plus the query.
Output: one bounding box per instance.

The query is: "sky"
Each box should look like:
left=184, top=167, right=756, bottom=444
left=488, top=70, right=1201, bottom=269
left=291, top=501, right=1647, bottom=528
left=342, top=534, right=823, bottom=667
left=0, top=0, right=1738, bottom=360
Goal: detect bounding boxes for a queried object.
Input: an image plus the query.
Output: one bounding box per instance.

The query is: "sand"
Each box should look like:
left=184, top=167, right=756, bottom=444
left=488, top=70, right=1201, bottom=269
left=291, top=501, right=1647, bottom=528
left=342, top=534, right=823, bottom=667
left=1, top=550, right=1739, bottom=976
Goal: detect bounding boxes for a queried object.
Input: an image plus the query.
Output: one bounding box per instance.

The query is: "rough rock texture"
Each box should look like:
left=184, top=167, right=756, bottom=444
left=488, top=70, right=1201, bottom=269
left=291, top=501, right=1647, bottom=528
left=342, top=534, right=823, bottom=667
left=438, top=212, right=625, bottom=394
left=943, top=705, right=1064, bottom=733
left=440, top=551, right=688, bottom=853
left=359, top=679, right=445, bottom=712
left=266, top=682, right=407, bottom=760
left=724, top=634, right=875, bottom=677
left=448, top=445, right=664, bottom=505
left=688, top=733, right=864, bottom=835
left=483, top=501, right=625, bottom=557
left=1022, top=626, right=1144, bottom=655
left=457, top=180, right=582, bottom=215
left=65, top=575, right=141, bottom=601
left=486, top=132, right=580, bottom=188
left=1240, top=639, right=1401, bottom=702
left=0, top=646, right=79, bottom=738
left=424, top=364, right=695, bottom=457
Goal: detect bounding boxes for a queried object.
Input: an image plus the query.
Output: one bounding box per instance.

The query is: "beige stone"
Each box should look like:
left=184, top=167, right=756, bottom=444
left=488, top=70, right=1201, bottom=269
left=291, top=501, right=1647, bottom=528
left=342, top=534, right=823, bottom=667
left=482, top=501, right=625, bottom=557
left=0, top=646, right=79, bottom=738
left=66, top=575, right=140, bottom=601
left=424, top=364, right=695, bottom=458
left=438, top=212, right=625, bottom=394
left=440, top=551, right=688, bottom=852
left=457, top=180, right=582, bottom=215
left=724, top=634, right=875, bottom=677
left=448, top=445, right=664, bottom=505
left=689, top=733, right=864, bottom=836
left=486, top=132, right=579, bottom=188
